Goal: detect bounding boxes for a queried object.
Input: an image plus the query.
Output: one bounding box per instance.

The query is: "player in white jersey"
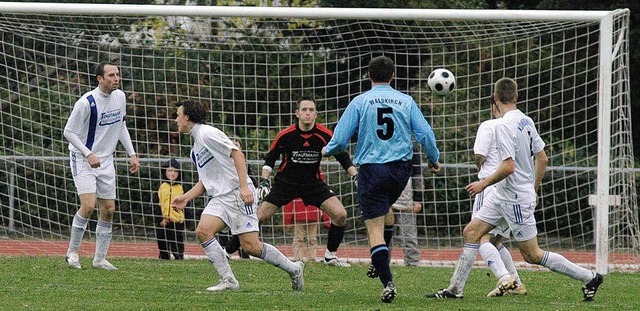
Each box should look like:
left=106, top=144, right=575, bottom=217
left=427, top=78, right=603, bottom=301
left=170, top=100, right=304, bottom=292
left=63, top=62, right=140, bottom=271
left=471, top=103, right=526, bottom=296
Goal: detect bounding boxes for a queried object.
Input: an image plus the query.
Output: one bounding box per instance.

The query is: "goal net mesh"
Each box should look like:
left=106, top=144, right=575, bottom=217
left=0, top=6, right=637, bottom=271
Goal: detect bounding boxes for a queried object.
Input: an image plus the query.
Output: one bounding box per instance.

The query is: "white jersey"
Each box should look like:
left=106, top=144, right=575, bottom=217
left=494, top=109, right=545, bottom=203
left=190, top=123, right=251, bottom=197
left=473, top=118, right=501, bottom=180
left=64, top=87, right=130, bottom=157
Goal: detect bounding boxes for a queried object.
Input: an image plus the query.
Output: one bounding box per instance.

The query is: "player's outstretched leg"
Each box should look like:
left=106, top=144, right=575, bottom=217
left=290, top=261, right=305, bottom=291
left=582, top=273, right=603, bottom=301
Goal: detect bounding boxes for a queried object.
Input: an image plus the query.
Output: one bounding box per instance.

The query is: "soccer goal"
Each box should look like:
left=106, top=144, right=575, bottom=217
left=0, top=3, right=637, bottom=273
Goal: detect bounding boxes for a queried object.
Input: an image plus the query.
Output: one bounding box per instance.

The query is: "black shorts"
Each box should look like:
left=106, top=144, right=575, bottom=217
left=263, top=177, right=335, bottom=208
left=358, top=161, right=412, bottom=220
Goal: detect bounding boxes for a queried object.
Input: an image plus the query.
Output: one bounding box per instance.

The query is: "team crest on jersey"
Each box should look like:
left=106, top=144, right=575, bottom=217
left=191, top=147, right=214, bottom=168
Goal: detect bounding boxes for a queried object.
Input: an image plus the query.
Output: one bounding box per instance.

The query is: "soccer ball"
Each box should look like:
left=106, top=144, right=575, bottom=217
left=428, top=68, right=456, bottom=95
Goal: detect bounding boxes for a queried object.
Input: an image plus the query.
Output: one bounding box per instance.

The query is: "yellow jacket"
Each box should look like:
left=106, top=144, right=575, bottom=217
left=157, top=182, right=185, bottom=223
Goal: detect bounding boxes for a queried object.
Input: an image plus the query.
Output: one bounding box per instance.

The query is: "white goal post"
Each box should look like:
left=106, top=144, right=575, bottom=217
left=0, top=3, right=637, bottom=273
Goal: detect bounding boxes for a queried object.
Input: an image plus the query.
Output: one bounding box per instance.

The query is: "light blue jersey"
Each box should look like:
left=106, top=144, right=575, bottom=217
left=325, top=85, right=439, bottom=165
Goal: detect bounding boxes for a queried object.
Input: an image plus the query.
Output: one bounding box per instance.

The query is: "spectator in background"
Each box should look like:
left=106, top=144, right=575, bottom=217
left=151, top=158, right=187, bottom=260
left=391, top=145, right=423, bottom=267
left=283, top=171, right=331, bottom=262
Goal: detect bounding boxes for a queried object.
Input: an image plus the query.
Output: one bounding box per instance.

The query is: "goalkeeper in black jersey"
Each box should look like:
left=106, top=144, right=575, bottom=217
left=257, top=96, right=358, bottom=267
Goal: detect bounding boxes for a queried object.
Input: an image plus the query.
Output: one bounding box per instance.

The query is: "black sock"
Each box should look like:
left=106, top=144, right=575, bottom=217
left=326, top=223, right=345, bottom=254
left=383, top=225, right=394, bottom=247
left=371, top=244, right=392, bottom=286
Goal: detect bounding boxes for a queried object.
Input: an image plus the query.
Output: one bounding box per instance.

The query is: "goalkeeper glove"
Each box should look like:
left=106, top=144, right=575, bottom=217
left=258, top=178, right=271, bottom=200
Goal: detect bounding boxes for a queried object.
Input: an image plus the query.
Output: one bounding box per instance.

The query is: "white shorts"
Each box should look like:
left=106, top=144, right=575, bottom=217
left=70, top=151, right=116, bottom=199
left=474, top=189, right=538, bottom=242
left=202, top=187, right=259, bottom=235
left=471, top=185, right=510, bottom=238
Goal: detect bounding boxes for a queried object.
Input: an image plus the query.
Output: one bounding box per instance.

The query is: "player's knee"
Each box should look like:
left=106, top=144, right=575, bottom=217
left=194, top=227, right=212, bottom=243
left=462, top=225, right=482, bottom=244
left=239, top=238, right=261, bottom=256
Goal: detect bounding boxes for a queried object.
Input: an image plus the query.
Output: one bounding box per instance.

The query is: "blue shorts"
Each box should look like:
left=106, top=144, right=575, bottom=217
left=358, top=161, right=412, bottom=220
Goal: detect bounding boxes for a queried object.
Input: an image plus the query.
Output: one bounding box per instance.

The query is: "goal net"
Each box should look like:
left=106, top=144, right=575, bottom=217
left=0, top=3, right=637, bottom=272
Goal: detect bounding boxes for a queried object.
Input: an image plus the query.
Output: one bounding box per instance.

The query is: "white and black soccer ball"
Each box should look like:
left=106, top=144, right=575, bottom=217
left=428, top=68, right=456, bottom=96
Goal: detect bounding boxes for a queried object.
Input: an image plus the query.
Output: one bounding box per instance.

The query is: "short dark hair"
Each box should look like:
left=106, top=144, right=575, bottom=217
left=494, top=77, right=518, bottom=104
left=368, top=56, right=394, bottom=83
left=95, top=62, right=117, bottom=79
left=178, top=100, right=207, bottom=124
left=296, top=96, right=317, bottom=110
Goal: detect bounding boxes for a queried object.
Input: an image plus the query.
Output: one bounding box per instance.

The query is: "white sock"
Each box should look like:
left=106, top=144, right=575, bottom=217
left=498, top=245, right=521, bottom=283
left=325, top=249, right=337, bottom=259
left=261, top=243, right=299, bottom=276
left=479, top=242, right=510, bottom=281
left=202, top=238, right=236, bottom=280
left=94, top=220, right=113, bottom=262
left=67, top=213, right=88, bottom=255
left=448, top=243, right=479, bottom=294
left=540, top=251, right=593, bottom=284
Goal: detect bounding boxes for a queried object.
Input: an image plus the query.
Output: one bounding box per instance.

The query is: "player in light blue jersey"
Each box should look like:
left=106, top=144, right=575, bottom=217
left=323, top=55, right=441, bottom=303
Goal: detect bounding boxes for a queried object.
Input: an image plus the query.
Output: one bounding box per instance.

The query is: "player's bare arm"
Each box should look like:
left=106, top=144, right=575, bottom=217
left=172, top=180, right=205, bottom=211
left=465, top=158, right=514, bottom=196
left=231, top=149, right=254, bottom=205
left=533, top=149, right=548, bottom=191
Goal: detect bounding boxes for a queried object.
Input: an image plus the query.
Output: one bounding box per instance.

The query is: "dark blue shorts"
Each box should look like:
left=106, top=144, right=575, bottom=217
left=358, top=161, right=412, bottom=220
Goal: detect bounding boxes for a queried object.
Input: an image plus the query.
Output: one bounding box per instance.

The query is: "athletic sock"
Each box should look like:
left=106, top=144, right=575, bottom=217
left=448, top=243, right=479, bottom=294
left=540, top=251, right=593, bottom=284
left=325, top=223, right=344, bottom=254
left=202, top=237, right=235, bottom=280
left=68, top=212, right=88, bottom=254
left=479, top=242, right=510, bottom=281
left=371, top=244, right=392, bottom=287
left=498, top=245, right=520, bottom=283
left=260, top=242, right=299, bottom=276
left=94, top=220, right=113, bottom=262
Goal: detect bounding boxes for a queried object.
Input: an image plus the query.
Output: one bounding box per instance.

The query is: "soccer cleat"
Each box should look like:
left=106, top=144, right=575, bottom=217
left=380, top=281, right=397, bottom=303
left=366, top=263, right=378, bottom=278
left=66, top=253, right=81, bottom=269
left=323, top=257, right=351, bottom=267
left=92, top=259, right=118, bottom=271
left=425, top=288, right=464, bottom=299
left=582, top=273, right=603, bottom=301
left=507, top=282, right=528, bottom=295
left=206, top=277, right=240, bottom=292
left=290, top=261, right=305, bottom=291
left=487, top=276, right=517, bottom=297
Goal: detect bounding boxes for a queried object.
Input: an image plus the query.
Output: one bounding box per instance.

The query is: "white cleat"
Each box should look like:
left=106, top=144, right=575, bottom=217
left=92, top=259, right=118, bottom=271
left=206, top=277, right=240, bottom=292
left=66, top=253, right=81, bottom=269
left=290, top=261, right=305, bottom=291
left=323, top=257, right=351, bottom=267
left=487, top=276, right=517, bottom=297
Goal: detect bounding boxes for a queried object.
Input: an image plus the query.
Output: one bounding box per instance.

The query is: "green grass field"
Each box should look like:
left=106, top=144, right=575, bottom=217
left=1, top=256, right=636, bottom=310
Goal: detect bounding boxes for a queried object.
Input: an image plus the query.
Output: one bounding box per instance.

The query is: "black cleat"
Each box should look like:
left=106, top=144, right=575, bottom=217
left=367, top=263, right=378, bottom=278
left=582, top=273, right=603, bottom=301
left=380, top=281, right=397, bottom=303
left=425, top=288, right=464, bottom=299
